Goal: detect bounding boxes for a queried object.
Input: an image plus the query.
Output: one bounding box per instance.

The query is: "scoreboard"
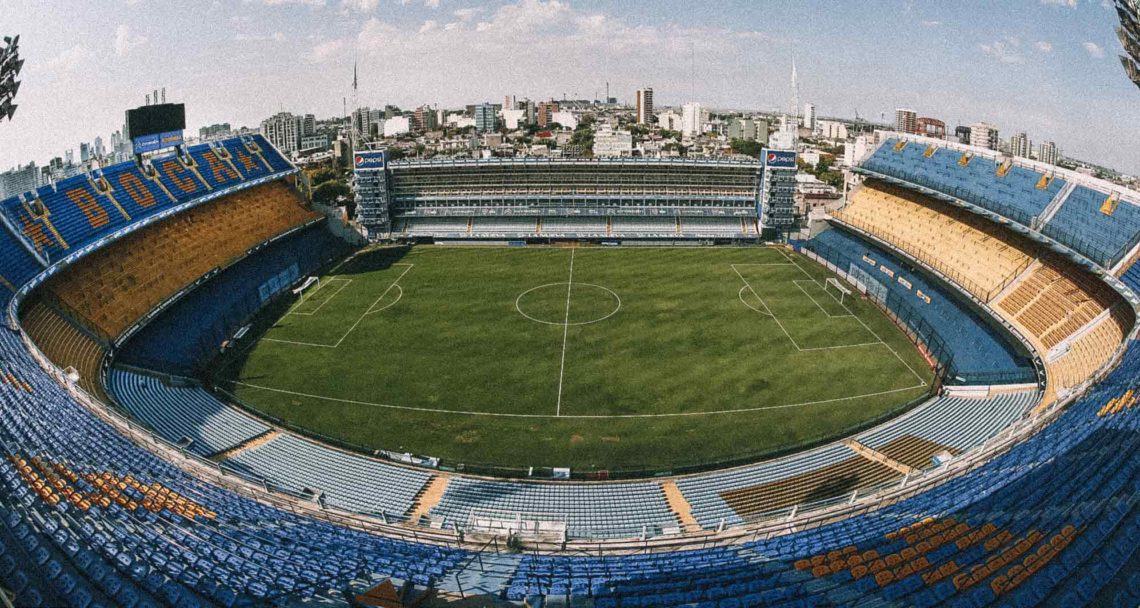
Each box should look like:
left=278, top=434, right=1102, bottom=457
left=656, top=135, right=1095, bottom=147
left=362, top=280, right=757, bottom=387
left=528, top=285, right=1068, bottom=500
left=125, top=103, right=186, bottom=154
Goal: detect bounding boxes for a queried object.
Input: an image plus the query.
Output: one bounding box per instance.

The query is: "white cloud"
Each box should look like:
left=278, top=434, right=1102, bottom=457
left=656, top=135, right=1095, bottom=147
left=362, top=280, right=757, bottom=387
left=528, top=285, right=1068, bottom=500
left=235, top=31, right=287, bottom=42
left=113, top=24, right=148, bottom=57
left=1039, top=0, right=1077, bottom=6
left=1083, top=41, right=1105, bottom=58
left=979, top=37, right=1024, bottom=64
left=920, top=20, right=941, bottom=27
left=304, top=38, right=348, bottom=63
left=341, top=0, right=379, bottom=11
left=453, top=7, right=480, bottom=20
left=401, top=0, right=440, bottom=7
left=1035, top=40, right=1053, bottom=53
left=43, top=45, right=93, bottom=73
left=260, top=0, right=325, bottom=6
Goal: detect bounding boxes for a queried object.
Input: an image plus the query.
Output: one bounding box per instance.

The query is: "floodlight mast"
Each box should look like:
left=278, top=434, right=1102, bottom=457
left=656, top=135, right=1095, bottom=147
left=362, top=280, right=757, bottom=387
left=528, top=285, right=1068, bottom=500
left=0, top=33, right=21, bottom=123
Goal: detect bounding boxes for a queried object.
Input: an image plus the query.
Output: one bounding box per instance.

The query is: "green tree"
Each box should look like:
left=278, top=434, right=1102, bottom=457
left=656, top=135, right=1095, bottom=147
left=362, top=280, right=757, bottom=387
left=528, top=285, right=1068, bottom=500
left=729, top=138, right=763, bottom=158
left=312, top=181, right=351, bottom=206
left=308, top=168, right=340, bottom=186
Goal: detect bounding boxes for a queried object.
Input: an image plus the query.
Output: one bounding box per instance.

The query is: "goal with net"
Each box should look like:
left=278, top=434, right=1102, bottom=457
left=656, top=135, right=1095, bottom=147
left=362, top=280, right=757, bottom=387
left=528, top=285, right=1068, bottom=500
left=824, top=277, right=852, bottom=306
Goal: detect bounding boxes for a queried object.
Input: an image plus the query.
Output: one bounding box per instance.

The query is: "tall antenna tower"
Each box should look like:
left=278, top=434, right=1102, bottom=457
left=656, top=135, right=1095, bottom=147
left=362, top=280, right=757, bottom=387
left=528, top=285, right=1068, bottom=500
left=350, top=57, right=362, bottom=150
left=790, top=59, right=800, bottom=147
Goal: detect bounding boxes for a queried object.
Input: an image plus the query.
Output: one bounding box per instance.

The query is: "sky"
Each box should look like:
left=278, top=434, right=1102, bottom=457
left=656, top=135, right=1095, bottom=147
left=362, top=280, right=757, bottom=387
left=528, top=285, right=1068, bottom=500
left=1, top=0, right=1138, bottom=173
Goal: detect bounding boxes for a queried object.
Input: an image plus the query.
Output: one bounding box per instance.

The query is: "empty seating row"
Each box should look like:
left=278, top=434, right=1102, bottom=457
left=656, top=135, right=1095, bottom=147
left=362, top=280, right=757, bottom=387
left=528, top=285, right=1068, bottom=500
left=428, top=478, right=679, bottom=539
left=610, top=216, right=679, bottom=235
left=861, top=138, right=1065, bottom=228
left=995, top=258, right=1122, bottom=350
left=396, top=217, right=469, bottom=237
left=854, top=391, right=1039, bottom=466
left=834, top=182, right=1034, bottom=301
left=222, top=433, right=433, bottom=519
left=1049, top=310, right=1131, bottom=392
left=107, top=368, right=270, bottom=458
left=0, top=135, right=291, bottom=264
left=17, top=300, right=107, bottom=401
left=470, top=217, right=539, bottom=234
left=511, top=341, right=1140, bottom=604
left=540, top=217, right=608, bottom=235
left=116, top=224, right=349, bottom=374
left=803, top=227, right=1036, bottom=384
left=43, top=180, right=320, bottom=339
left=679, top=217, right=750, bottom=236
left=1043, top=185, right=1140, bottom=267
left=0, top=326, right=467, bottom=606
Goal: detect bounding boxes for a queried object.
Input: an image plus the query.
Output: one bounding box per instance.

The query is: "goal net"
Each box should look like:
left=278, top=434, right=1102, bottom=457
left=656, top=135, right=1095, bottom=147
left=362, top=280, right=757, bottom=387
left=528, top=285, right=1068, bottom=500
left=824, top=277, right=852, bottom=306
left=292, top=276, right=320, bottom=301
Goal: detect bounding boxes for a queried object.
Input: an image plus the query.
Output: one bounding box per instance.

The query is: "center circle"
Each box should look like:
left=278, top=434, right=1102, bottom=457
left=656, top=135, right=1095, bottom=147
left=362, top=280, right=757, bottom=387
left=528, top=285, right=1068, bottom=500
left=515, top=283, right=622, bottom=326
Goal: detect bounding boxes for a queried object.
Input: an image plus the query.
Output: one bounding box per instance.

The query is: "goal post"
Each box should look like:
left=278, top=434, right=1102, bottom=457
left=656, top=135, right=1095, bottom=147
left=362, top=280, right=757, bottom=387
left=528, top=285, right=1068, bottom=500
left=824, top=277, right=852, bottom=306
left=292, top=276, right=320, bottom=302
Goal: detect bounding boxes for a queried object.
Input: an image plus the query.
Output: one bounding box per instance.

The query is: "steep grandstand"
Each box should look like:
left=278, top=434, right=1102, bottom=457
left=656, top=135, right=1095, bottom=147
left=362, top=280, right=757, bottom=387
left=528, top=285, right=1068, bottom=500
left=0, top=127, right=1138, bottom=608
left=39, top=180, right=319, bottom=341
left=385, top=157, right=761, bottom=241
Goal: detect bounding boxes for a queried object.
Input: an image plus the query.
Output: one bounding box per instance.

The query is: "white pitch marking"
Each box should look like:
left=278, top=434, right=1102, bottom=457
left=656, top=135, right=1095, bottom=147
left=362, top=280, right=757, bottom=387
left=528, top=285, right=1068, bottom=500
left=555, top=249, right=575, bottom=416
left=738, top=285, right=773, bottom=317
left=792, top=280, right=854, bottom=319
left=228, top=380, right=929, bottom=419
left=363, top=284, right=404, bottom=316
left=515, top=283, right=622, bottom=326
left=287, top=278, right=354, bottom=317
left=266, top=264, right=413, bottom=349
left=782, top=253, right=928, bottom=387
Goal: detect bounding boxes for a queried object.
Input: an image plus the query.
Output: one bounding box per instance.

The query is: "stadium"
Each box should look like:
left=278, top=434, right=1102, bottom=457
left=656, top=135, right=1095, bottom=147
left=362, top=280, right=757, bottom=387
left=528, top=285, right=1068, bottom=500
left=2, top=8, right=1140, bottom=608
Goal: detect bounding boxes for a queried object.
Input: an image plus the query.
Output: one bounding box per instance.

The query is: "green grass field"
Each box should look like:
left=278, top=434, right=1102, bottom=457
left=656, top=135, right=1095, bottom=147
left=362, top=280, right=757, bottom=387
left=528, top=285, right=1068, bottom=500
left=210, top=245, right=934, bottom=473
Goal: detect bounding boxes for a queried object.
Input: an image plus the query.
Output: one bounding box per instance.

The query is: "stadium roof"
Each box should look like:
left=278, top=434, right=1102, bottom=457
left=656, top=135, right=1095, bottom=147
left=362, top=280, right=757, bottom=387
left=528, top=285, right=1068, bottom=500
left=1120, top=0, right=1140, bottom=90
left=0, top=34, right=21, bottom=122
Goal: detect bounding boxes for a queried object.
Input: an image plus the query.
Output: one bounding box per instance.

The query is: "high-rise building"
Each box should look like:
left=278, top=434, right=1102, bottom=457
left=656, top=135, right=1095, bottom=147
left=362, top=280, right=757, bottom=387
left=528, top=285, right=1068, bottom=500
left=635, top=88, right=654, bottom=125
left=970, top=122, right=1000, bottom=151
left=656, top=110, right=683, bottom=132
left=415, top=105, right=438, bottom=131
left=501, top=109, right=526, bottom=130
left=198, top=123, right=232, bottom=141
left=954, top=125, right=971, bottom=145
left=592, top=123, right=634, bottom=157
left=260, top=112, right=304, bottom=154
left=728, top=118, right=758, bottom=141
left=474, top=103, right=498, bottom=133
left=803, top=103, right=816, bottom=132
left=537, top=101, right=559, bottom=128
left=93, top=136, right=105, bottom=159
left=1038, top=141, right=1060, bottom=165
left=1010, top=132, right=1031, bottom=158
left=0, top=162, right=38, bottom=199
left=79, top=142, right=90, bottom=163
left=895, top=108, right=917, bottom=134
left=817, top=120, right=847, bottom=140
left=916, top=117, right=946, bottom=139
left=504, top=95, right=517, bottom=110
left=302, top=114, right=316, bottom=137
left=524, top=99, right=536, bottom=126
left=351, top=107, right=372, bottom=138
left=681, top=102, right=703, bottom=138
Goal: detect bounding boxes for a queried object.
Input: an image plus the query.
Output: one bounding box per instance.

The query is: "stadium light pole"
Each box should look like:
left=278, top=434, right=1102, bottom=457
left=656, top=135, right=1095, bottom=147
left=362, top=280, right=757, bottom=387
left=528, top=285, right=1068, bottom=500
left=1118, top=1, right=1140, bottom=91
left=0, top=34, right=22, bottom=123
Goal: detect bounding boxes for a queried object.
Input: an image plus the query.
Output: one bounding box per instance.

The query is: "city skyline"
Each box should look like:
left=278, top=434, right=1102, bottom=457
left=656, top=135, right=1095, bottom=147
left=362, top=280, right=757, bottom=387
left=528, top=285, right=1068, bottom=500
left=1, top=0, right=1138, bottom=174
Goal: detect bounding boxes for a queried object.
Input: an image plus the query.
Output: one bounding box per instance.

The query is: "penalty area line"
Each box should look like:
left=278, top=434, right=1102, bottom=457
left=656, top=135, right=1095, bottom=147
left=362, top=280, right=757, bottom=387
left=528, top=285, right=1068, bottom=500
left=228, top=380, right=931, bottom=419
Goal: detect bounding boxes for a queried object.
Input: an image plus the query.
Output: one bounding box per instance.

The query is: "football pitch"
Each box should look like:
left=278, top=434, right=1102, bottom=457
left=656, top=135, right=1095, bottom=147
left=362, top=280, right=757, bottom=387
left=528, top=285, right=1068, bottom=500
left=211, top=245, right=935, bottom=473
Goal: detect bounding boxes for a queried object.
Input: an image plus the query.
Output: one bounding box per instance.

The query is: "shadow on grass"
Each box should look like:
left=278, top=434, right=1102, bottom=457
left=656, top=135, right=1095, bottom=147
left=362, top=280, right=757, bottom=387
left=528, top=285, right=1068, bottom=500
left=203, top=245, right=412, bottom=393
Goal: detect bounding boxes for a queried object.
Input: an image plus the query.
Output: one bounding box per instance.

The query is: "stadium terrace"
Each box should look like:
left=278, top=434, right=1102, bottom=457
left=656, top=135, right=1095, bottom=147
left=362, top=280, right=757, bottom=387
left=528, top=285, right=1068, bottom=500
left=0, top=121, right=1138, bottom=607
